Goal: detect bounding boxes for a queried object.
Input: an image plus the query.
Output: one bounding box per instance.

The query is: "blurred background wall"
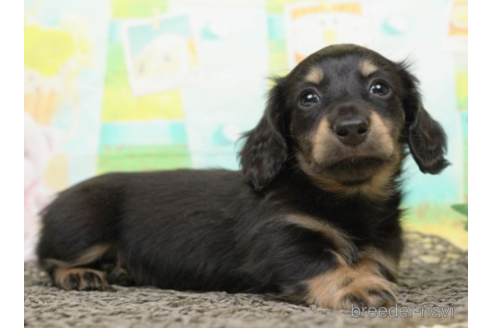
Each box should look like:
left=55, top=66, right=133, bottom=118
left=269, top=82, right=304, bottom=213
left=24, top=0, right=468, bottom=259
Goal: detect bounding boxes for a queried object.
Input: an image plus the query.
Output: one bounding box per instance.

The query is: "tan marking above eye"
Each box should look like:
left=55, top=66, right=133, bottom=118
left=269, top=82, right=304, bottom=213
left=359, top=60, right=378, bottom=77
left=304, top=66, right=324, bottom=84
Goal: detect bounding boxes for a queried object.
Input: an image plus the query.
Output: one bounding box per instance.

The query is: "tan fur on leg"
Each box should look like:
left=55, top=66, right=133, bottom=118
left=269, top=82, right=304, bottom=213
left=305, top=253, right=397, bottom=310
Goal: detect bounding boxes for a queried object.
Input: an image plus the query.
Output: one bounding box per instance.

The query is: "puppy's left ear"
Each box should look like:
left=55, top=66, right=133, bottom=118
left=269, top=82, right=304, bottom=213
left=397, top=63, right=450, bottom=174
left=239, top=78, right=289, bottom=190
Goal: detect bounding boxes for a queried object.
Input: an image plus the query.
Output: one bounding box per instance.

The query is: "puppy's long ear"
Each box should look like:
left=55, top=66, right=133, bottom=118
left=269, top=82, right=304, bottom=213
left=397, top=63, right=450, bottom=174
left=239, top=78, right=288, bottom=190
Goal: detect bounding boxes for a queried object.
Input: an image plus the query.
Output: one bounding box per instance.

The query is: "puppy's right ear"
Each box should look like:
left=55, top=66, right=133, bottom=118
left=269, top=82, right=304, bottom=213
left=239, top=78, right=288, bottom=191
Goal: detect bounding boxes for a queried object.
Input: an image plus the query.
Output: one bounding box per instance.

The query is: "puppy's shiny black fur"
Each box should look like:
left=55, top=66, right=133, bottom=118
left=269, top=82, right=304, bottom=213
left=37, top=44, right=449, bottom=309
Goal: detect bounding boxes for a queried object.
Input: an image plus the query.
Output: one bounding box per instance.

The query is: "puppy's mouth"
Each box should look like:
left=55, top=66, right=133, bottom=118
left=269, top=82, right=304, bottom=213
left=312, top=156, right=394, bottom=185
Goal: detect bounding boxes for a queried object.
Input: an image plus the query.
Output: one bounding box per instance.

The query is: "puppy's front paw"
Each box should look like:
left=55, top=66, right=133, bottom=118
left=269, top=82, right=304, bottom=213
left=338, top=275, right=397, bottom=310
left=305, top=256, right=397, bottom=310
left=54, top=267, right=108, bottom=291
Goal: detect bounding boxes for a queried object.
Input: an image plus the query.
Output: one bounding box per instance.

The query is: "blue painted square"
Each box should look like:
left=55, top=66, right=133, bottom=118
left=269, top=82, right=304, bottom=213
left=267, top=14, right=285, bottom=40
left=460, top=112, right=468, bottom=138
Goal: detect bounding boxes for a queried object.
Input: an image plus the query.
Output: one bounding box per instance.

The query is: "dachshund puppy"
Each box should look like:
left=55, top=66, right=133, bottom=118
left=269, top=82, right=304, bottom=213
left=37, top=44, right=449, bottom=310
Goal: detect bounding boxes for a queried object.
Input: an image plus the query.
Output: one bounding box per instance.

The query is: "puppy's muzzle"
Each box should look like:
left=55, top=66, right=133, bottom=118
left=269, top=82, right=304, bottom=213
left=333, top=116, right=369, bottom=147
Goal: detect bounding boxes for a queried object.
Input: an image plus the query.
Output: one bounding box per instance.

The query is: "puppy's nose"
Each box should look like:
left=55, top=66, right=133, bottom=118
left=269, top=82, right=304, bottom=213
left=333, top=117, right=369, bottom=147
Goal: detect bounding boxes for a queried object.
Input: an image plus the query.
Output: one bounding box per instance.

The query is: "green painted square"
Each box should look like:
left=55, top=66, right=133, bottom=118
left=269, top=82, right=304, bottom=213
left=98, top=145, right=192, bottom=173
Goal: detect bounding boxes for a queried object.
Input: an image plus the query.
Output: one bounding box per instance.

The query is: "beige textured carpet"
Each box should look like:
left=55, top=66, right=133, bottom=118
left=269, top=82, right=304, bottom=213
left=24, top=232, right=468, bottom=328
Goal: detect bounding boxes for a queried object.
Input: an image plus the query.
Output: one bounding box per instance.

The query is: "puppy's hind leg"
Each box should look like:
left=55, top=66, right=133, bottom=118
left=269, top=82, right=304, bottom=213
left=36, top=176, right=123, bottom=291
left=53, top=267, right=108, bottom=291
left=46, top=244, right=111, bottom=291
left=46, top=245, right=136, bottom=290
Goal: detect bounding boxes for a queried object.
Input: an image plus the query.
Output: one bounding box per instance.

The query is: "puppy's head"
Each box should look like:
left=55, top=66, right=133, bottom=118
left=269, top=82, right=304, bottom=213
left=240, top=44, right=449, bottom=197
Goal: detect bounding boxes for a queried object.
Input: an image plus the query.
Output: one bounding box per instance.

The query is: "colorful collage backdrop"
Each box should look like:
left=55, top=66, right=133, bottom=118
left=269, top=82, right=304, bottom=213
left=24, top=0, right=468, bottom=258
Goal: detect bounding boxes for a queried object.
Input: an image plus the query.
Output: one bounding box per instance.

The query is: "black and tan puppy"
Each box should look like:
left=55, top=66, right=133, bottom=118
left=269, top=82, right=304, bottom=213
left=37, top=44, right=449, bottom=310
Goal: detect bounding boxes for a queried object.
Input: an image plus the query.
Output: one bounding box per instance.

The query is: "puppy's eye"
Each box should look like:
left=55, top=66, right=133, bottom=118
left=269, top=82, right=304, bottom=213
left=369, top=81, right=390, bottom=96
left=300, top=92, right=320, bottom=107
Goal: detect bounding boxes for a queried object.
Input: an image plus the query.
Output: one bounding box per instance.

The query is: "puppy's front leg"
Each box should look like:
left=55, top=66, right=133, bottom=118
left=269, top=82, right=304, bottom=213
left=243, top=219, right=398, bottom=310
left=301, top=251, right=398, bottom=310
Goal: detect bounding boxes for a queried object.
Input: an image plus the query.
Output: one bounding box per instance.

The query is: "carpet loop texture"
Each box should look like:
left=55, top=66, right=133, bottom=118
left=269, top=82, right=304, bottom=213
left=25, top=232, right=468, bottom=327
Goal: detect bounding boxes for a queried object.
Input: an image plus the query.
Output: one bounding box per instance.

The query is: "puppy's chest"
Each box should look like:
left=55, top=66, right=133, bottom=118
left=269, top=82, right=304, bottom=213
left=301, top=202, right=397, bottom=243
